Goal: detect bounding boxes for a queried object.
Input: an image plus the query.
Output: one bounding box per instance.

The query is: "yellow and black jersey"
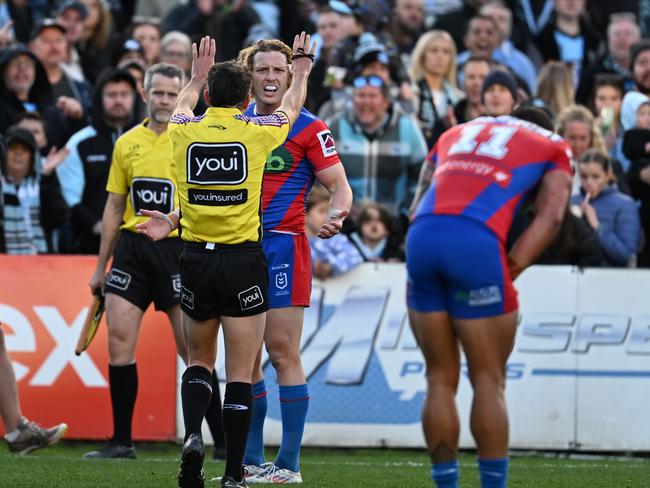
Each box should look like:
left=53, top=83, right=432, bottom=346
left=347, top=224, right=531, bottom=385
left=106, top=119, right=179, bottom=237
left=168, top=107, right=290, bottom=244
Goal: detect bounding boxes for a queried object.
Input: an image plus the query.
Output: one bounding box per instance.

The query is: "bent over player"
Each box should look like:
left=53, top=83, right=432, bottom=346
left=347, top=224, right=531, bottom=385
left=137, top=33, right=316, bottom=488
left=86, top=63, right=225, bottom=459
left=236, top=39, right=352, bottom=484
left=407, top=107, right=573, bottom=488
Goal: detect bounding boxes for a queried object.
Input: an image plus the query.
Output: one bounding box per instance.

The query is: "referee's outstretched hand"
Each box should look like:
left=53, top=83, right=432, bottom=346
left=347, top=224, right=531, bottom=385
left=135, top=209, right=174, bottom=242
left=290, top=31, right=316, bottom=77
left=190, top=35, right=216, bottom=85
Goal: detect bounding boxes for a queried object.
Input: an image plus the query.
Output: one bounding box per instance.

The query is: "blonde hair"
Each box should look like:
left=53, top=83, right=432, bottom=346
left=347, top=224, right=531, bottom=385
left=536, top=61, right=574, bottom=117
left=409, top=30, right=457, bottom=88
left=82, top=0, right=112, bottom=51
left=556, top=104, right=607, bottom=154
left=238, top=39, right=292, bottom=69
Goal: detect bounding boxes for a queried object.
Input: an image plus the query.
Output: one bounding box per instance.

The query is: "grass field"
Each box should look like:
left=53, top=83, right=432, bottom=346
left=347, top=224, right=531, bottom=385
left=1, top=442, right=649, bottom=488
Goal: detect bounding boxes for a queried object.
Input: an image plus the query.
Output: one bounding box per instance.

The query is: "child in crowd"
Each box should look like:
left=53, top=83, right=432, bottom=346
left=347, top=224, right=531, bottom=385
left=622, top=91, right=650, bottom=266
left=0, top=127, right=68, bottom=254
left=571, top=149, right=641, bottom=267
left=306, top=185, right=363, bottom=280
left=349, top=202, right=404, bottom=262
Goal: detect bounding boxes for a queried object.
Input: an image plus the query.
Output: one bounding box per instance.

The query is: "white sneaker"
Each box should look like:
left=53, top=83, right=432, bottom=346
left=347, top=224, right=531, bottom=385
left=248, top=464, right=303, bottom=484
left=244, top=462, right=273, bottom=482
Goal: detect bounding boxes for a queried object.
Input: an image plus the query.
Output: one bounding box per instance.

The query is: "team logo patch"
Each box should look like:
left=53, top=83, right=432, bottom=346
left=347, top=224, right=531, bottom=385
left=171, top=274, right=181, bottom=295
left=316, top=130, right=337, bottom=157
left=275, top=272, right=288, bottom=290
left=181, top=286, right=195, bottom=310
left=106, top=268, right=131, bottom=291
left=187, top=142, right=247, bottom=185
left=238, top=285, right=264, bottom=311
left=131, top=178, right=175, bottom=214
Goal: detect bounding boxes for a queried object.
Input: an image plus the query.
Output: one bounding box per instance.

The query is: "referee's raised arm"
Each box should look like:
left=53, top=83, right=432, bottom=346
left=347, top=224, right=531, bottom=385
left=174, top=35, right=216, bottom=117
left=275, top=32, right=316, bottom=127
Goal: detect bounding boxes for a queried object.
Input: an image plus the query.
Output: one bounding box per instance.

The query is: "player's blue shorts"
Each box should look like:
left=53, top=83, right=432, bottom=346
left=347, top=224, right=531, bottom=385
left=262, top=231, right=311, bottom=309
left=406, top=214, right=518, bottom=319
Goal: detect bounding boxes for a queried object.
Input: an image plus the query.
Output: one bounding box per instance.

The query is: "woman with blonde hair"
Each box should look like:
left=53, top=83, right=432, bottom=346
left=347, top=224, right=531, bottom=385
left=78, top=0, right=114, bottom=82
left=409, top=30, right=462, bottom=148
left=535, top=61, right=574, bottom=119
left=557, top=104, right=630, bottom=195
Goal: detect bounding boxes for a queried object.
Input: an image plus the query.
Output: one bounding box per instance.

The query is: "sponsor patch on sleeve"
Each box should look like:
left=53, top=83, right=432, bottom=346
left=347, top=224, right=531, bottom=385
left=317, top=130, right=337, bottom=157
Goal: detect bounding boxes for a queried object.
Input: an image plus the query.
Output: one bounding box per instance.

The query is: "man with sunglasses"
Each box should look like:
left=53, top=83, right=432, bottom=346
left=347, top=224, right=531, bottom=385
left=326, top=73, right=427, bottom=219
left=236, top=39, right=353, bottom=484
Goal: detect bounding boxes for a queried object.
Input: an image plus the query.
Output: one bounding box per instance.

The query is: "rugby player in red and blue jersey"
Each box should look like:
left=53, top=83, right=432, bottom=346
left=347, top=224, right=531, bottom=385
left=237, top=39, right=353, bottom=484
left=407, top=107, right=573, bottom=488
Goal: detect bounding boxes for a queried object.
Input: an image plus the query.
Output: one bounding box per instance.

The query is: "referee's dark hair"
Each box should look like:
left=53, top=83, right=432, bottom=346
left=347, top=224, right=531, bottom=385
left=512, top=106, right=554, bottom=132
left=207, top=61, right=252, bottom=109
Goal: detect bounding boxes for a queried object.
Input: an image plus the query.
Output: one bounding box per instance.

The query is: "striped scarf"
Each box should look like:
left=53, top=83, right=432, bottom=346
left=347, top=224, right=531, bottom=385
left=1, top=175, right=47, bottom=255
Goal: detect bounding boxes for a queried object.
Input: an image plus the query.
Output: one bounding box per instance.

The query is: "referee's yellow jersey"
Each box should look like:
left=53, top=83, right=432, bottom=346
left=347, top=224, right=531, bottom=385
left=106, top=119, right=180, bottom=237
left=168, top=107, right=290, bottom=244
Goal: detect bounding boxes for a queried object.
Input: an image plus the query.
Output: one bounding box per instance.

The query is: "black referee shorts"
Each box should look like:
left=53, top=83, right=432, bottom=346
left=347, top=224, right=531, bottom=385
left=179, top=241, right=268, bottom=321
left=105, top=231, right=182, bottom=311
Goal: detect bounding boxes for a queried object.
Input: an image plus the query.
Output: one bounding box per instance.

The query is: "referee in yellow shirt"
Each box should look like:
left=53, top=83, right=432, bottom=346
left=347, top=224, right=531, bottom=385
left=137, top=34, right=316, bottom=488
left=86, top=63, right=225, bottom=460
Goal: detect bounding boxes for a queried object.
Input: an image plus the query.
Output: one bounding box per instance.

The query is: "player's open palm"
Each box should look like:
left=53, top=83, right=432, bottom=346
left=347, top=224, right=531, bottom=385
left=191, top=35, right=216, bottom=85
left=135, top=209, right=174, bottom=241
left=290, top=31, right=316, bottom=78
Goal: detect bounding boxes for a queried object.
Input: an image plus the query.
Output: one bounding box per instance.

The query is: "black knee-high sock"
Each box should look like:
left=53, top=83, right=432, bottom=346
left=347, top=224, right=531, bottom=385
left=109, top=363, right=138, bottom=445
left=223, top=382, right=253, bottom=481
left=181, top=365, right=213, bottom=442
left=204, top=370, right=226, bottom=448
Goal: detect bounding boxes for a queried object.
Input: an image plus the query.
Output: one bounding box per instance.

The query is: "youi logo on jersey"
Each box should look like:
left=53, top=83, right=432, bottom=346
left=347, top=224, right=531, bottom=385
left=187, top=142, right=248, bottom=185
left=131, top=178, right=175, bottom=214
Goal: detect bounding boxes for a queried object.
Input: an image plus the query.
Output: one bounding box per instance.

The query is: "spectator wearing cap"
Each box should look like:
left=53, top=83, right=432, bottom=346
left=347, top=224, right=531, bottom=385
left=535, top=0, right=602, bottom=90
left=482, top=69, right=518, bottom=116
left=631, top=40, right=650, bottom=97
left=575, top=13, right=640, bottom=105
left=386, top=0, right=426, bottom=70
left=29, top=19, right=92, bottom=128
left=0, top=44, right=71, bottom=149
left=54, top=0, right=89, bottom=82
left=409, top=30, right=463, bottom=148
left=56, top=68, right=138, bottom=254
left=0, top=127, right=68, bottom=254
left=455, top=56, right=490, bottom=122
left=479, top=1, right=537, bottom=93
left=316, top=41, right=401, bottom=122
left=111, top=37, right=146, bottom=67
left=325, top=74, right=428, bottom=218
left=130, top=17, right=161, bottom=67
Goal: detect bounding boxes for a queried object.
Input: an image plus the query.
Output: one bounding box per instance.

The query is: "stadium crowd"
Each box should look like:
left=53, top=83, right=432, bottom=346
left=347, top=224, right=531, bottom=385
left=1, top=0, right=650, bottom=269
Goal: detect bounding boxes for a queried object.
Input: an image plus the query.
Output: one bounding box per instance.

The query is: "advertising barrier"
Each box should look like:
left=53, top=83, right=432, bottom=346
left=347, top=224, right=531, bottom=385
left=185, top=264, right=650, bottom=451
left=0, top=255, right=177, bottom=440
left=2, top=256, right=647, bottom=449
